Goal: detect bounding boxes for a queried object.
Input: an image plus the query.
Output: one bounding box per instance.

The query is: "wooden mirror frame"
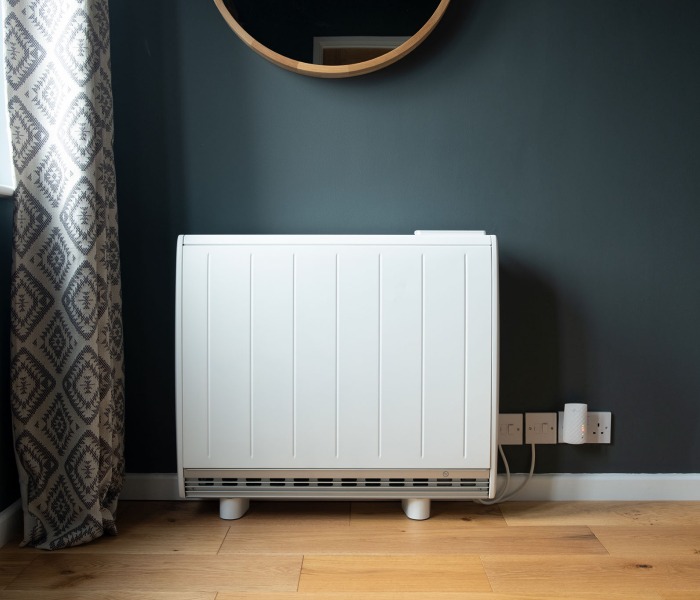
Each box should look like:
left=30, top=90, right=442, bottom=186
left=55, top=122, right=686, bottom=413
left=213, top=0, right=452, bottom=78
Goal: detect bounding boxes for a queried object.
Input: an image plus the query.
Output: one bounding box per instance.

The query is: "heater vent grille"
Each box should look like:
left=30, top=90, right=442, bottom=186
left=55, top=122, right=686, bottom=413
left=184, top=475, right=490, bottom=498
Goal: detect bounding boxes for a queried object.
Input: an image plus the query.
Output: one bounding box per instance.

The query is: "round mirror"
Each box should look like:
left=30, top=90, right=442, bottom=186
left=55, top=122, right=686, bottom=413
left=214, top=0, right=451, bottom=78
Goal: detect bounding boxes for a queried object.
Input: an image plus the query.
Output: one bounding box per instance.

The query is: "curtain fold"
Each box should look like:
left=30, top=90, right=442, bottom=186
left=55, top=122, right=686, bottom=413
left=5, top=0, right=124, bottom=549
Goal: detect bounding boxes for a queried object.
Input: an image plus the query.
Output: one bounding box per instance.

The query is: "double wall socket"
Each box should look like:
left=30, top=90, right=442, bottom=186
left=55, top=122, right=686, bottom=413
left=499, top=411, right=612, bottom=445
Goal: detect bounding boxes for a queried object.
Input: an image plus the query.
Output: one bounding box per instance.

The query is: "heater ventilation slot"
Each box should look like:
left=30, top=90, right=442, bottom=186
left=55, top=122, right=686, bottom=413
left=184, top=475, right=490, bottom=497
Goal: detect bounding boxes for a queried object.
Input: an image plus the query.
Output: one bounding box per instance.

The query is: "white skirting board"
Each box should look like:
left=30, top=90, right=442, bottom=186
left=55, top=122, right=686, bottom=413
left=120, top=473, right=700, bottom=502
left=499, top=473, right=700, bottom=501
left=0, top=500, right=22, bottom=548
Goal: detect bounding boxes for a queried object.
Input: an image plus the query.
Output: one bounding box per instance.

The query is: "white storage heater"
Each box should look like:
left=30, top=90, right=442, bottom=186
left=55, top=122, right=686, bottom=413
left=176, top=231, right=498, bottom=520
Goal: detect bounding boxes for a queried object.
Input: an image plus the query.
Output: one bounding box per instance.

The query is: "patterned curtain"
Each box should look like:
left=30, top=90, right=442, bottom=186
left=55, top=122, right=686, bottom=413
left=4, top=0, right=124, bottom=549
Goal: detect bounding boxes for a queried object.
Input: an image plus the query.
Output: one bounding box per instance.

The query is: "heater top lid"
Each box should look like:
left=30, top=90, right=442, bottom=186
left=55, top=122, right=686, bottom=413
left=414, top=230, right=486, bottom=236
left=179, top=231, right=495, bottom=247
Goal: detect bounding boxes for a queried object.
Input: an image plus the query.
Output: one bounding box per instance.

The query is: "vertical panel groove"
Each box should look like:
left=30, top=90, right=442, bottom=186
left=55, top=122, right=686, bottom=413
left=249, top=253, right=254, bottom=458
left=464, top=253, right=469, bottom=458
left=421, top=253, right=425, bottom=459
left=335, top=253, right=340, bottom=458
left=292, top=254, right=297, bottom=458
left=378, top=253, right=383, bottom=458
left=206, top=253, right=211, bottom=458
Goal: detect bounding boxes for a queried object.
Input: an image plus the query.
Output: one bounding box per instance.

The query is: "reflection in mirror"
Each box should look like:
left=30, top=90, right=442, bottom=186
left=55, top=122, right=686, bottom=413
left=313, top=36, right=409, bottom=66
left=215, top=0, right=451, bottom=78
left=223, top=1, right=440, bottom=65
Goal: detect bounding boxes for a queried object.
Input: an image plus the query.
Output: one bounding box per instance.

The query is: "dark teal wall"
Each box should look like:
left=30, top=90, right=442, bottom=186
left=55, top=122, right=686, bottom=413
left=109, top=0, right=700, bottom=475
left=0, top=197, right=17, bottom=512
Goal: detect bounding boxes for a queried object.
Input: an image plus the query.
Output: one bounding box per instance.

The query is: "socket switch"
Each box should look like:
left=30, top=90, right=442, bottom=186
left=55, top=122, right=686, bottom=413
left=525, top=412, right=558, bottom=444
left=498, top=413, right=523, bottom=445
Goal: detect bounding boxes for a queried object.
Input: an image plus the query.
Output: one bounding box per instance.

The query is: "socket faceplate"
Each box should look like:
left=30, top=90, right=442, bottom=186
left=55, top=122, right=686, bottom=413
left=586, top=412, right=612, bottom=443
left=498, top=414, right=523, bottom=445
left=557, top=410, right=612, bottom=443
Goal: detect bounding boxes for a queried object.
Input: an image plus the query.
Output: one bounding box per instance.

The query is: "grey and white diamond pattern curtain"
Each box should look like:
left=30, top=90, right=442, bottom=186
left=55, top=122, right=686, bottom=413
left=4, top=0, right=124, bottom=549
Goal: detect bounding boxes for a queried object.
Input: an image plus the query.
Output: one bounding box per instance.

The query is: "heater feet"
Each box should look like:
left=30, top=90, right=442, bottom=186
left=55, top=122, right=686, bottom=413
left=219, top=498, right=250, bottom=520
left=401, top=498, right=431, bottom=520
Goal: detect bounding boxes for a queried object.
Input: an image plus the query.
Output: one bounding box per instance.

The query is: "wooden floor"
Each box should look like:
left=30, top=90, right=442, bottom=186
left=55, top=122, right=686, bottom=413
left=1, top=500, right=700, bottom=598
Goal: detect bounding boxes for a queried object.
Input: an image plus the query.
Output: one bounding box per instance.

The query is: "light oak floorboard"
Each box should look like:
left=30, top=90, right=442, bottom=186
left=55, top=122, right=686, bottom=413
left=500, top=501, right=700, bottom=526
left=3, top=501, right=699, bottom=597
left=0, top=526, right=230, bottom=555
left=221, top=525, right=605, bottom=555
left=216, top=594, right=664, bottom=600
left=0, top=593, right=217, bottom=600
left=118, top=500, right=351, bottom=531
left=4, top=554, right=302, bottom=593
left=0, top=553, right=33, bottom=590
left=72, top=525, right=229, bottom=555
left=298, top=555, right=491, bottom=593
left=482, top=555, right=700, bottom=594
left=592, top=525, right=700, bottom=556
left=0, top=524, right=229, bottom=556
left=116, top=500, right=227, bottom=528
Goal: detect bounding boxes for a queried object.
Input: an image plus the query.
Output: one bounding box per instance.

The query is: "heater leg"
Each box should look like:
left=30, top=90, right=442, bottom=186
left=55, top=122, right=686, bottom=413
left=401, top=498, right=431, bottom=520
left=219, top=498, right=250, bottom=520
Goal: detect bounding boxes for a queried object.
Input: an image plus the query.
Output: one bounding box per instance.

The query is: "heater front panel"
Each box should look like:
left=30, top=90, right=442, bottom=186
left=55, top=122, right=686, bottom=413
left=179, top=240, right=494, bottom=471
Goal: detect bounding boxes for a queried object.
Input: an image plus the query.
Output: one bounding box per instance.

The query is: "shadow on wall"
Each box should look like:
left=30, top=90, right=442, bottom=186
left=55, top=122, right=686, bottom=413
left=499, top=255, right=589, bottom=473
left=499, top=257, right=564, bottom=411
left=109, top=0, right=190, bottom=473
